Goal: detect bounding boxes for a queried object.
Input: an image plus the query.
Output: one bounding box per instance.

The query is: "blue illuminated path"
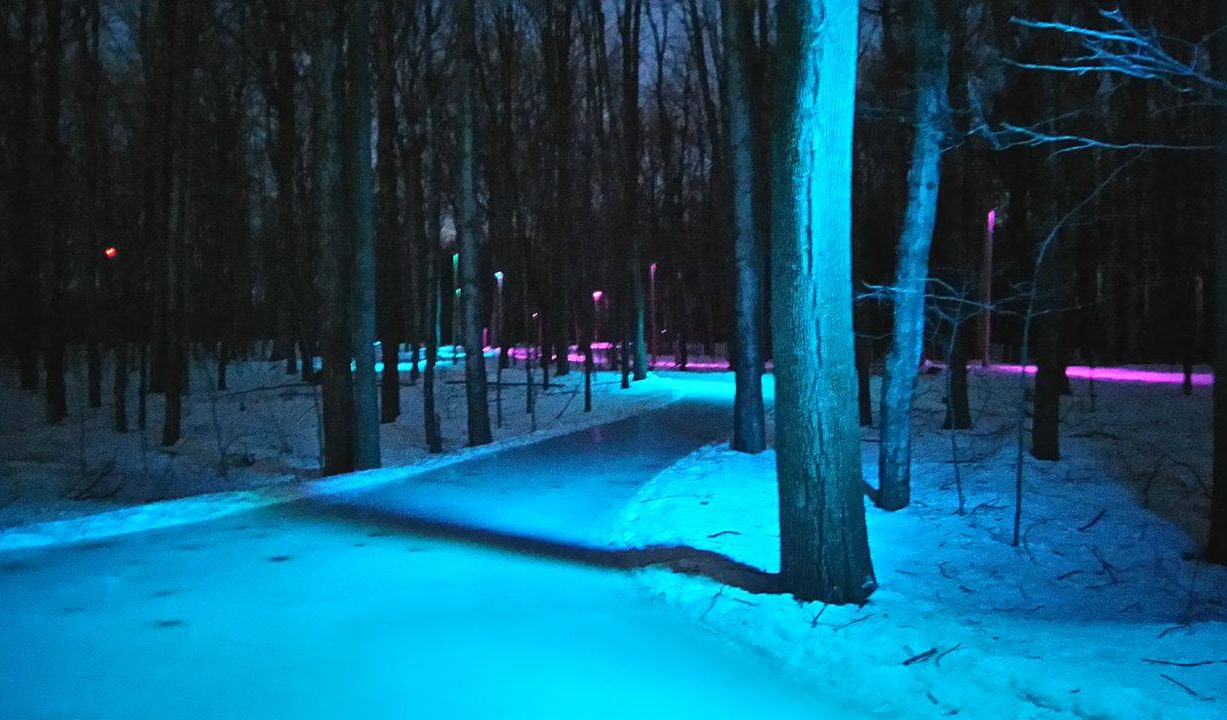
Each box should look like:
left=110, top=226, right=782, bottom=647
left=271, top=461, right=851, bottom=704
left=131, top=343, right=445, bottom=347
left=0, top=379, right=845, bottom=719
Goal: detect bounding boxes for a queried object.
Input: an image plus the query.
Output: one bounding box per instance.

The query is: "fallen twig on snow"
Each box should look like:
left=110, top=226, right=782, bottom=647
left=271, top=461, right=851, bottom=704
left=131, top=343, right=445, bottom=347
left=1160, top=673, right=1199, bottom=697
left=1143, top=658, right=1227, bottom=668
left=1077, top=509, right=1107, bottom=532
left=903, top=648, right=938, bottom=666
left=935, top=644, right=963, bottom=667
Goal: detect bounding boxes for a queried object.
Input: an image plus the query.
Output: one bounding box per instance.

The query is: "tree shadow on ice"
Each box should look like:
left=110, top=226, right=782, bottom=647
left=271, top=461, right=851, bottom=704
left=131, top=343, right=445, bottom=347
left=289, top=497, right=781, bottom=594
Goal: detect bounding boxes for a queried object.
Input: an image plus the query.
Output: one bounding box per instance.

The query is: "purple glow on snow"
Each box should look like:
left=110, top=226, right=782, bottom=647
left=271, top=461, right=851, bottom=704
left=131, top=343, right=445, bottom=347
left=987, top=209, right=997, bottom=232
left=984, top=364, right=1212, bottom=387
left=592, top=290, right=604, bottom=304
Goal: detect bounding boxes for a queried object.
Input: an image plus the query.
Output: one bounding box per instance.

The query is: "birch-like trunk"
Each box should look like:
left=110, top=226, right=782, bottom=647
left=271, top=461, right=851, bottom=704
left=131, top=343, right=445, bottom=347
left=877, top=0, right=950, bottom=510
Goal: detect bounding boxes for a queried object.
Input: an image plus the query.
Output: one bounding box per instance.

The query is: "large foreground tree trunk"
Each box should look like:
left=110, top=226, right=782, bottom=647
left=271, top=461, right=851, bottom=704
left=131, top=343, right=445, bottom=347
left=724, top=0, right=766, bottom=455
left=876, top=0, right=950, bottom=510
left=771, top=0, right=875, bottom=605
left=457, top=0, right=492, bottom=447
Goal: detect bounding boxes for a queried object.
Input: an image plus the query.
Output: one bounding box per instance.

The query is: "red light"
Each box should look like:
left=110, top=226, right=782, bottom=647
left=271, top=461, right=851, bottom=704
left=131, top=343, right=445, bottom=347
left=103, top=246, right=118, bottom=260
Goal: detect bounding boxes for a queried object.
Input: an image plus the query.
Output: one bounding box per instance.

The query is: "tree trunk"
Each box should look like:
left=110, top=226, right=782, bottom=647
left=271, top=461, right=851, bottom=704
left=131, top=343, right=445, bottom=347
left=1031, top=304, right=1063, bottom=460
left=876, top=0, right=950, bottom=510
left=771, top=0, right=875, bottom=605
left=316, top=0, right=355, bottom=475
left=346, top=0, right=381, bottom=469
left=423, top=238, right=443, bottom=454
left=457, top=0, right=492, bottom=447
left=1208, top=0, right=1227, bottom=565
left=376, top=0, right=401, bottom=424
left=152, top=0, right=186, bottom=447
left=161, top=132, right=187, bottom=448
left=42, top=0, right=68, bottom=424
left=856, top=337, right=873, bottom=427
left=419, top=0, right=444, bottom=454
left=77, top=0, right=105, bottom=411
left=619, top=0, right=648, bottom=382
left=1030, top=167, right=1070, bottom=460
left=943, top=320, right=972, bottom=430
left=138, top=342, right=148, bottom=430
left=114, top=342, right=129, bottom=432
left=12, top=0, right=39, bottom=392
left=724, top=0, right=766, bottom=454
left=266, top=0, right=310, bottom=386
left=543, top=3, right=574, bottom=379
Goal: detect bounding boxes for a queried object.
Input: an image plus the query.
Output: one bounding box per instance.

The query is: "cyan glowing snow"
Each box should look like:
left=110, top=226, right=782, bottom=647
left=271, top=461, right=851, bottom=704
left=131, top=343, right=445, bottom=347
left=0, top=393, right=836, bottom=719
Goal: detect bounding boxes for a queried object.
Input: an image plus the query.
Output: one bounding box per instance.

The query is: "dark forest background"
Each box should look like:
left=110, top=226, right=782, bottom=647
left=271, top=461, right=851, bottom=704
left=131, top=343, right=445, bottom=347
left=0, top=0, right=1215, bottom=466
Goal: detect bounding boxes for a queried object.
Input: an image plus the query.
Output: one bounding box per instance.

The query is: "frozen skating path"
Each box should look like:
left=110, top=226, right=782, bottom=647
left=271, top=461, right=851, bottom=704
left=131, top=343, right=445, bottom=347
left=0, top=383, right=839, bottom=719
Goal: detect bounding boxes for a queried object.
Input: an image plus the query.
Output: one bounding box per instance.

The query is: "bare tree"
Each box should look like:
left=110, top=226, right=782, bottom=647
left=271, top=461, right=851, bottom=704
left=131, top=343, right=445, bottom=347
left=376, top=0, right=403, bottom=424
left=346, top=0, right=382, bottom=468
left=42, top=0, right=67, bottom=423
left=771, top=0, right=876, bottom=604
left=315, top=0, right=356, bottom=474
left=876, top=0, right=951, bottom=510
left=991, top=4, right=1226, bottom=562
left=1212, top=0, right=1227, bottom=565
left=10, top=0, right=39, bottom=392
left=457, top=0, right=492, bottom=446
left=617, top=0, right=648, bottom=385
left=723, top=0, right=766, bottom=455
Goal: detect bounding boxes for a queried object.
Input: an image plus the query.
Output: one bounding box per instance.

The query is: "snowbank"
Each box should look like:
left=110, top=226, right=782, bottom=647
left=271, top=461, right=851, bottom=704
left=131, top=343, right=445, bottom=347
left=617, top=371, right=1226, bottom=719
left=0, top=353, right=680, bottom=549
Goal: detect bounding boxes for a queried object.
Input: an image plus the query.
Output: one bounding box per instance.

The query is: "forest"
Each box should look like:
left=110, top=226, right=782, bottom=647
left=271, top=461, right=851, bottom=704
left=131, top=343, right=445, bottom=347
left=1, top=0, right=1225, bottom=718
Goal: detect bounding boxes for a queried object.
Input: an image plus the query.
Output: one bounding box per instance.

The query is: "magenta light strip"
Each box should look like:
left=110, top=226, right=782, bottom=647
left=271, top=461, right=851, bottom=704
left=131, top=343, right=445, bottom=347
left=983, top=364, right=1212, bottom=387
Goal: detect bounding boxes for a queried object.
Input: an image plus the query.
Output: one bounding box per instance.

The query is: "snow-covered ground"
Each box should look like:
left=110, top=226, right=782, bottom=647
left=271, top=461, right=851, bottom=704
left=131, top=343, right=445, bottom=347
left=2, top=363, right=1221, bottom=717
left=0, top=392, right=846, bottom=720
left=618, top=368, right=1227, bottom=720
left=0, top=349, right=678, bottom=536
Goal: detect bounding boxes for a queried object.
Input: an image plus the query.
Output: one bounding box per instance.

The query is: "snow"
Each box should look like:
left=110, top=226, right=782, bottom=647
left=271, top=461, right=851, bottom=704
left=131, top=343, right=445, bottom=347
left=618, top=369, right=1227, bottom=719
left=3, top=359, right=1224, bottom=717
left=0, top=350, right=679, bottom=548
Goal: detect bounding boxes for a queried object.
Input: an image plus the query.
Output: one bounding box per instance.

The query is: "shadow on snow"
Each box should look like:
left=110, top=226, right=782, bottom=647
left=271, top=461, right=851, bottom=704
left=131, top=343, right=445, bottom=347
left=289, top=496, right=782, bottom=595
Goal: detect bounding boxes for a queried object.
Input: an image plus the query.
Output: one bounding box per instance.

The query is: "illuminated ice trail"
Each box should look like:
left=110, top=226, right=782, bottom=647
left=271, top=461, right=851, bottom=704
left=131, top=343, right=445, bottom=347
left=0, top=392, right=847, bottom=720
